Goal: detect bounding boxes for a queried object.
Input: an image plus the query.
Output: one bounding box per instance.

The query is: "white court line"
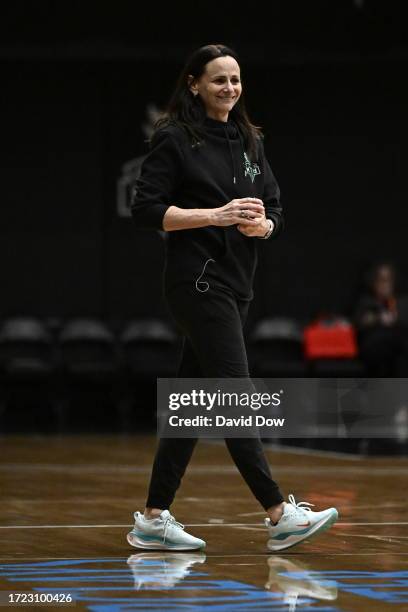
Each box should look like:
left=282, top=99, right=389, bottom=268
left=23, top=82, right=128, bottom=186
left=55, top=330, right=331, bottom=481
left=3, top=499, right=399, bottom=510
left=0, top=524, right=134, bottom=529
left=207, top=438, right=365, bottom=460
left=337, top=533, right=408, bottom=543
left=1, top=552, right=408, bottom=562
left=0, top=521, right=408, bottom=529
left=333, top=522, right=408, bottom=526
left=265, top=443, right=364, bottom=461
left=1, top=463, right=407, bottom=475
left=239, top=502, right=408, bottom=517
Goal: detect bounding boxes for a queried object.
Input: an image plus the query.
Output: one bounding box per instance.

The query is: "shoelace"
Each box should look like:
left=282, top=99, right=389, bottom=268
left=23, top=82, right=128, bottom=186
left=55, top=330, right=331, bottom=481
left=287, top=493, right=315, bottom=512
left=265, top=494, right=316, bottom=528
left=163, top=514, right=185, bottom=545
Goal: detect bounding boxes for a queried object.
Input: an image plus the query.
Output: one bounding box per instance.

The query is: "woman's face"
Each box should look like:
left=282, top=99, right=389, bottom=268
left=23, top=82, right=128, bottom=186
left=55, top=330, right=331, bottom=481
left=372, top=265, right=395, bottom=300
left=189, top=55, right=242, bottom=121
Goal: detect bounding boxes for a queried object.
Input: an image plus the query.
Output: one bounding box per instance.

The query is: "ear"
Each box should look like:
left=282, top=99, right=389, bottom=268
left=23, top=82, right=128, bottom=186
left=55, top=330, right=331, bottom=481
left=187, top=74, right=198, bottom=96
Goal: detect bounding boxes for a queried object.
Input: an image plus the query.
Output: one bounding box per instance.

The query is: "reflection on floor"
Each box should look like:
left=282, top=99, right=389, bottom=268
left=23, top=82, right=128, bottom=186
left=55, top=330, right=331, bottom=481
left=1, top=554, right=408, bottom=610
left=0, top=435, right=407, bottom=611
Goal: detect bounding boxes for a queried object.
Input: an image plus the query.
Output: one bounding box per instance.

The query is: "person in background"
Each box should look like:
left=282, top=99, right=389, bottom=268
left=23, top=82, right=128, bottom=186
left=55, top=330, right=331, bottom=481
left=354, top=262, right=408, bottom=376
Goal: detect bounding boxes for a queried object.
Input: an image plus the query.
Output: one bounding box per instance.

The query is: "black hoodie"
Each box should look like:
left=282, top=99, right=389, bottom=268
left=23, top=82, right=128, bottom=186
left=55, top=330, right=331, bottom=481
left=130, top=116, right=284, bottom=301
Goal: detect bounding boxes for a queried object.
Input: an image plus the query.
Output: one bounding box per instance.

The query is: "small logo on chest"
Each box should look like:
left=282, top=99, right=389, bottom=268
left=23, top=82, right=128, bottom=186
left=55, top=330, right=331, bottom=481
left=243, top=152, right=261, bottom=183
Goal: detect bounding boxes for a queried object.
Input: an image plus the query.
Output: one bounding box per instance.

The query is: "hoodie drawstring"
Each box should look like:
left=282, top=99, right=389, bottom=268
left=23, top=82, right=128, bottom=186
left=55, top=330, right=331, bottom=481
left=224, top=126, right=237, bottom=185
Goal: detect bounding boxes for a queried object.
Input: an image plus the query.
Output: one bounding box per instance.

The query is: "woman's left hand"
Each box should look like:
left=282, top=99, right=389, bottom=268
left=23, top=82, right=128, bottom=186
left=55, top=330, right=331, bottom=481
left=237, top=209, right=271, bottom=237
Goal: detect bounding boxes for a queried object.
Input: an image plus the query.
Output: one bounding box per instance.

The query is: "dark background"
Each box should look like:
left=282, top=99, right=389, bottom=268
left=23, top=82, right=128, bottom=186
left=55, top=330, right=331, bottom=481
left=1, top=1, right=407, bottom=328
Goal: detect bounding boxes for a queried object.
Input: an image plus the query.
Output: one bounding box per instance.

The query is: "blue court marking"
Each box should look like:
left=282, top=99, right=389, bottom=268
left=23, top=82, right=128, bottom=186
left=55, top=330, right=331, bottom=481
left=0, top=556, right=340, bottom=610
left=284, top=570, right=408, bottom=603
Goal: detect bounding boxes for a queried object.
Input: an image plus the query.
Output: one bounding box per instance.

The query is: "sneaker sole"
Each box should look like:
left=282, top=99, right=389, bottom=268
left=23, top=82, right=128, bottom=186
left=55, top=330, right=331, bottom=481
left=267, top=509, right=338, bottom=552
left=126, top=532, right=206, bottom=552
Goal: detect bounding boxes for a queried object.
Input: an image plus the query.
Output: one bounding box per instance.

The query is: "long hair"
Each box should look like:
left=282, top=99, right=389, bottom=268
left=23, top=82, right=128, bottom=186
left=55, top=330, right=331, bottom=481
left=155, top=44, right=262, bottom=160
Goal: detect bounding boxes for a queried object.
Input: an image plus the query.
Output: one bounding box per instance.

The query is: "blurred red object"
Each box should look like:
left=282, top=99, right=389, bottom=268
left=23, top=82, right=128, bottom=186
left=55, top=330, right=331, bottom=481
left=303, top=317, right=358, bottom=359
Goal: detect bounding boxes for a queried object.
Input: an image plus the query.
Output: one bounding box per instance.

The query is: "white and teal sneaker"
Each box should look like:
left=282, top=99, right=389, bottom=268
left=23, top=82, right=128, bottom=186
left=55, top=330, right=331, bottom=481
left=266, top=494, right=338, bottom=552
left=126, top=510, right=206, bottom=551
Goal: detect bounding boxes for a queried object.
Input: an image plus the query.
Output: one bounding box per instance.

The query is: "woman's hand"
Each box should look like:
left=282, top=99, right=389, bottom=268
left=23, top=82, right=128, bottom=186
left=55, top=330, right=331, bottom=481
left=235, top=201, right=274, bottom=237
left=237, top=215, right=273, bottom=238
left=210, top=198, right=265, bottom=228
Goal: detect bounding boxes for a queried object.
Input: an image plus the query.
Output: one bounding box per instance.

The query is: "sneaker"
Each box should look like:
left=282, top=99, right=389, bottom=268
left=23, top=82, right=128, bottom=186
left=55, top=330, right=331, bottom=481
left=126, top=510, right=206, bottom=551
left=265, top=494, right=338, bottom=552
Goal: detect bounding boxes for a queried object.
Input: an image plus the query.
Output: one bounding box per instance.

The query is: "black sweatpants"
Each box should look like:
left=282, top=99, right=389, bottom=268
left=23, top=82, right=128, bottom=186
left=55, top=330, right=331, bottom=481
left=145, top=283, right=284, bottom=511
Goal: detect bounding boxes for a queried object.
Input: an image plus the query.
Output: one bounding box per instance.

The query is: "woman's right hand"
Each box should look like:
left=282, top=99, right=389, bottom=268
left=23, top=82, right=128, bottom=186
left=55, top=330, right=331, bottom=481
left=209, top=198, right=265, bottom=227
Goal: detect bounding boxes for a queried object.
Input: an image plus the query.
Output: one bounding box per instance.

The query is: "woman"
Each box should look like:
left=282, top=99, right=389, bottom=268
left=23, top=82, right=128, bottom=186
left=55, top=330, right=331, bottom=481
left=127, top=44, right=338, bottom=552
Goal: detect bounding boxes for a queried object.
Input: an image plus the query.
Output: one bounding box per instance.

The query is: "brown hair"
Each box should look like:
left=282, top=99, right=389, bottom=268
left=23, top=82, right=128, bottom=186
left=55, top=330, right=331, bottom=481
left=155, top=44, right=262, bottom=160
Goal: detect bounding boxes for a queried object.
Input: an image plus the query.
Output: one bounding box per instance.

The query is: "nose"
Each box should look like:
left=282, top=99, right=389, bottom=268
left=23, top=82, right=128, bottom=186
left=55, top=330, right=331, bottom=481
left=223, top=80, right=234, bottom=93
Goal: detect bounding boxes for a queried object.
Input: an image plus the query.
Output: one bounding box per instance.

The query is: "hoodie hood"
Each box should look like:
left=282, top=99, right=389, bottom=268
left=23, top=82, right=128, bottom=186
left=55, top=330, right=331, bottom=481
left=202, top=115, right=240, bottom=137
left=202, top=116, right=244, bottom=185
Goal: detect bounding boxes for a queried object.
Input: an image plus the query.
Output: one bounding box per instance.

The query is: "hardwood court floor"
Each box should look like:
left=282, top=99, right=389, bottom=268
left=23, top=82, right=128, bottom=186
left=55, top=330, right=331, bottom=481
left=0, top=435, right=407, bottom=611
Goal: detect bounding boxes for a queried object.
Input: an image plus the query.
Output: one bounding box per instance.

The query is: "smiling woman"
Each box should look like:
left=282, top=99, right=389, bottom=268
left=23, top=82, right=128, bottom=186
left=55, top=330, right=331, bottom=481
left=128, top=43, right=338, bottom=553
left=188, top=55, right=242, bottom=123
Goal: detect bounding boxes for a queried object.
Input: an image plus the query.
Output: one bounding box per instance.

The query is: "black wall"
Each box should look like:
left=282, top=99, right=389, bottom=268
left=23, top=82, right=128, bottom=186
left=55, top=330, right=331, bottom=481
left=1, top=39, right=407, bottom=325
